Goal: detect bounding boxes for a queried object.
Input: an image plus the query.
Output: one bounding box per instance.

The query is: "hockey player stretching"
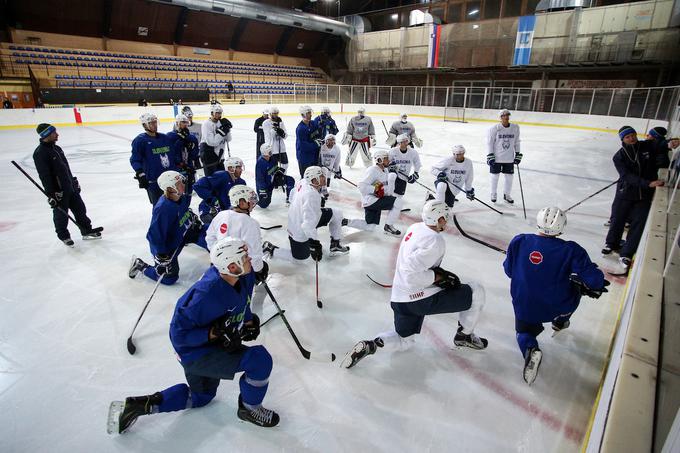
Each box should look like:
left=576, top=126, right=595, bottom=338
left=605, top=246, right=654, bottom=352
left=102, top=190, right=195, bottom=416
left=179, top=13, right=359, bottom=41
left=430, top=144, right=475, bottom=208
left=504, top=207, right=608, bottom=385
left=342, top=200, right=488, bottom=369
left=357, top=149, right=403, bottom=236
left=388, top=134, right=422, bottom=198
left=487, top=109, right=521, bottom=203
left=110, top=237, right=279, bottom=433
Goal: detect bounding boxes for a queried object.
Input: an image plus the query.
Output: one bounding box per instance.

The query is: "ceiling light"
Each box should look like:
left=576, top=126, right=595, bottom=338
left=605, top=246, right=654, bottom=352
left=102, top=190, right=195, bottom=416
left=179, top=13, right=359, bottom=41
left=468, top=9, right=479, bottom=16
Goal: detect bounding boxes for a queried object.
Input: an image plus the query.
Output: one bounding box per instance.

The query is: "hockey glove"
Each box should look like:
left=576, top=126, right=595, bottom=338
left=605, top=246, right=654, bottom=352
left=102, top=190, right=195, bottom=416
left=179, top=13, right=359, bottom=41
left=486, top=153, right=495, bottom=166
left=135, top=171, right=149, bottom=189
left=412, top=137, right=423, bottom=148
left=408, top=172, right=419, bottom=184
left=210, top=319, right=242, bottom=353
left=177, top=129, right=189, bottom=140
left=569, top=275, right=610, bottom=299
left=154, top=254, right=172, bottom=275
left=373, top=182, right=385, bottom=199
left=47, top=192, right=62, bottom=208
left=514, top=152, right=523, bottom=165
left=258, top=189, right=269, bottom=202
left=315, top=139, right=324, bottom=147
left=72, top=177, right=81, bottom=193
left=308, top=239, right=323, bottom=262
left=239, top=314, right=261, bottom=342
left=219, top=118, right=232, bottom=134
left=274, top=124, right=286, bottom=138
left=436, top=171, right=448, bottom=183
left=369, top=136, right=376, bottom=147
left=334, top=169, right=342, bottom=179
left=466, top=188, right=475, bottom=201
left=255, top=262, right=269, bottom=284
left=387, top=163, right=399, bottom=174
left=433, top=266, right=461, bottom=290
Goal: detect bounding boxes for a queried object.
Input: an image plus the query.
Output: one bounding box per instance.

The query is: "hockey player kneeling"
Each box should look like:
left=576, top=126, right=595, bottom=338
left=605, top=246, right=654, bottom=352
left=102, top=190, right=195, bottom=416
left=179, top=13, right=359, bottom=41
left=341, top=200, right=488, bottom=369
left=109, top=238, right=279, bottom=433
left=503, top=207, right=609, bottom=385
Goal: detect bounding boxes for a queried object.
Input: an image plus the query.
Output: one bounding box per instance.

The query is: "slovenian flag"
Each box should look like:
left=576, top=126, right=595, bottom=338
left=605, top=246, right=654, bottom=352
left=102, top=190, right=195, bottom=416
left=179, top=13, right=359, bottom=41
left=428, top=24, right=441, bottom=68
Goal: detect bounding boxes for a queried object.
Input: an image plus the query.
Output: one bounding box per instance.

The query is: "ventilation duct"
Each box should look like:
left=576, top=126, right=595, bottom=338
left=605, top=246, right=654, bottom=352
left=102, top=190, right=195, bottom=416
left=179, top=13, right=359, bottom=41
left=535, top=0, right=594, bottom=13
left=151, top=0, right=354, bottom=37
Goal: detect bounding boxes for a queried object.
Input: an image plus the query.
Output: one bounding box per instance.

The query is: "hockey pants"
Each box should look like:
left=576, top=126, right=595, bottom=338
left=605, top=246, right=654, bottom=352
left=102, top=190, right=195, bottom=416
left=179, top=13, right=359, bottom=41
left=346, top=141, right=372, bottom=167
left=273, top=207, right=344, bottom=261
left=435, top=180, right=458, bottom=208
left=364, top=196, right=403, bottom=226
left=157, top=345, right=273, bottom=412
left=515, top=301, right=580, bottom=357
left=489, top=163, right=514, bottom=197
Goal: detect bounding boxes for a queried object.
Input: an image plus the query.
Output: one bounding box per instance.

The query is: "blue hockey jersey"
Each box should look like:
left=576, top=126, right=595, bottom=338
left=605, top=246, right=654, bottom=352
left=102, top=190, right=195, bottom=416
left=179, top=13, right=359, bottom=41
left=146, top=194, right=193, bottom=256
left=193, top=171, right=246, bottom=215
left=167, top=130, right=200, bottom=169
left=295, top=119, right=321, bottom=168
left=503, top=234, right=604, bottom=323
left=130, top=132, right=180, bottom=181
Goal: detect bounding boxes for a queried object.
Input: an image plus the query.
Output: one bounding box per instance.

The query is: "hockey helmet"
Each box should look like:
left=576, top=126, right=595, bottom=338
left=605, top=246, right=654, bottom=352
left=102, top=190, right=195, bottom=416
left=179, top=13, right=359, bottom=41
left=452, top=145, right=466, bottom=155
left=304, top=166, right=325, bottom=186
left=299, top=105, right=313, bottom=116
left=260, top=143, right=273, bottom=157
left=499, top=109, right=511, bottom=117
left=175, top=113, right=189, bottom=125
left=181, top=106, right=193, bottom=118
left=228, top=185, right=258, bottom=210
left=396, top=134, right=410, bottom=144
left=422, top=199, right=451, bottom=227
left=139, top=112, right=158, bottom=125
left=321, top=106, right=331, bottom=114
left=210, top=237, right=250, bottom=276
left=210, top=104, right=223, bottom=114
left=536, top=207, right=567, bottom=236
left=357, top=106, right=366, bottom=115
left=373, top=148, right=389, bottom=165
left=157, top=170, right=185, bottom=193
left=269, top=106, right=280, bottom=114
left=225, top=156, right=244, bottom=171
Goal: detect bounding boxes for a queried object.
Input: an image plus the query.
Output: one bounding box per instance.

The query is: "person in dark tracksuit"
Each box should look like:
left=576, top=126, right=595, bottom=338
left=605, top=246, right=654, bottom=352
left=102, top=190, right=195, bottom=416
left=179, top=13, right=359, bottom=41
left=33, top=123, right=102, bottom=247
left=253, top=109, right=269, bottom=159
left=602, top=126, right=665, bottom=273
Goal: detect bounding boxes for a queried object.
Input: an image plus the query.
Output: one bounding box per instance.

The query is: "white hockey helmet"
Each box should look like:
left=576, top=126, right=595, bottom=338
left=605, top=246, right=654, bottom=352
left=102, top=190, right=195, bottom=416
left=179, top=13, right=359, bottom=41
left=181, top=106, right=193, bottom=118
left=499, top=109, right=511, bottom=117
left=175, top=113, right=189, bottom=125
left=210, top=104, right=223, bottom=114
left=262, top=108, right=270, bottom=115
left=229, top=185, right=258, bottom=209
left=373, top=148, right=389, bottom=165
left=321, top=106, right=331, bottom=114
left=304, top=166, right=324, bottom=186
left=422, top=199, right=451, bottom=227
left=357, top=106, right=366, bottom=115
left=324, top=133, right=336, bottom=144
left=536, top=207, right=567, bottom=236
left=139, top=112, right=158, bottom=125
left=157, top=170, right=185, bottom=193
left=269, top=106, right=280, bottom=114
left=260, top=143, right=273, bottom=157
left=225, top=156, right=244, bottom=171
left=299, top=105, right=313, bottom=116
left=400, top=112, right=408, bottom=121
left=396, top=133, right=410, bottom=144
left=210, top=237, right=249, bottom=276
left=452, top=144, right=466, bottom=155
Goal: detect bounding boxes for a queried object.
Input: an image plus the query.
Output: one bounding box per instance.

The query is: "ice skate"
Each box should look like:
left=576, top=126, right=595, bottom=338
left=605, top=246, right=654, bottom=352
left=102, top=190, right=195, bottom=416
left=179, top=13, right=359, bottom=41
left=237, top=395, right=280, bottom=427
left=608, top=257, right=631, bottom=277
left=62, top=238, right=75, bottom=248
left=340, top=339, right=379, bottom=369
left=82, top=231, right=102, bottom=240
left=107, top=393, right=161, bottom=434
left=383, top=224, right=401, bottom=237
left=523, top=347, right=542, bottom=385
left=453, top=324, right=488, bottom=350
left=503, top=194, right=514, bottom=204
left=329, top=239, right=350, bottom=256
left=490, top=193, right=497, bottom=203
left=551, top=319, right=570, bottom=337
left=262, top=241, right=278, bottom=257
left=128, top=256, right=149, bottom=279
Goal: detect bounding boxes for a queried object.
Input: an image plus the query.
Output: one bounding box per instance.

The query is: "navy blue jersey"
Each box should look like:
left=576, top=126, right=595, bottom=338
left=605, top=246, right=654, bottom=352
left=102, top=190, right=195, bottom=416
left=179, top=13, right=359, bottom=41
left=314, top=114, right=339, bottom=137
left=130, top=132, right=180, bottom=181
left=255, top=156, right=278, bottom=192
left=146, top=194, right=193, bottom=256
left=503, top=234, right=604, bottom=323
left=167, top=130, right=200, bottom=169
left=169, top=265, right=255, bottom=363
left=193, top=171, right=246, bottom=215
left=295, top=119, right=321, bottom=168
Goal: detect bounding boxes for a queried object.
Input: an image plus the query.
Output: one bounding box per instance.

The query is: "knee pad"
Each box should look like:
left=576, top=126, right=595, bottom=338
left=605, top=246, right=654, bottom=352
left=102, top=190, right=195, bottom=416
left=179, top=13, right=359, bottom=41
left=241, top=345, right=273, bottom=381
left=190, top=389, right=216, bottom=408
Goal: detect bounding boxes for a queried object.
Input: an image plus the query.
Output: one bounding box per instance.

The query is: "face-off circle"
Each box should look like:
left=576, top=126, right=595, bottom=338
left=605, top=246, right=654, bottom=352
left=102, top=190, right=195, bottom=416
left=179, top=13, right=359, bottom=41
left=529, top=251, right=543, bottom=265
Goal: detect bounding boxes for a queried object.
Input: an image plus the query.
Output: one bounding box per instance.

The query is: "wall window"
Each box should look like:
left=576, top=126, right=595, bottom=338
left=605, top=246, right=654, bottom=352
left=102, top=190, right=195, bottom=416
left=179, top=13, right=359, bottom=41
left=484, top=0, right=501, bottom=19
left=447, top=4, right=462, bottom=23
left=525, top=0, right=541, bottom=14
left=504, top=0, right=522, bottom=17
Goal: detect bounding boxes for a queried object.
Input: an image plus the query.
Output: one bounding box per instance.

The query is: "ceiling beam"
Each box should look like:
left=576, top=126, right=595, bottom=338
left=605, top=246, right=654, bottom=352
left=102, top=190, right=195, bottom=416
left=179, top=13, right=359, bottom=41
left=230, top=18, right=249, bottom=50
left=173, top=6, right=189, bottom=44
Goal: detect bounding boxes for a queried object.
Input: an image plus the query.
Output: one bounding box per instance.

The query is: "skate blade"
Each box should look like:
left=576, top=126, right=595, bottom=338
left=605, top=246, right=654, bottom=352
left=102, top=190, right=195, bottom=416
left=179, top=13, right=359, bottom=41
left=340, top=342, right=366, bottom=369
left=523, top=350, right=543, bottom=385
left=107, top=401, right=124, bottom=434
left=329, top=249, right=350, bottom=257
left=82, top=235, right=102, bottom=240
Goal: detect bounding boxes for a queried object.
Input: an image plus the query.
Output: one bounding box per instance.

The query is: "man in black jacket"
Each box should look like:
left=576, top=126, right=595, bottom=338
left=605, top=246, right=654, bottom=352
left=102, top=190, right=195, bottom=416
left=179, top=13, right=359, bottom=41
left=253, top=109, right=269, bottom=159
left=603, top=125, right=664, bottom=272
left=33, top=123, right=102, bottom=247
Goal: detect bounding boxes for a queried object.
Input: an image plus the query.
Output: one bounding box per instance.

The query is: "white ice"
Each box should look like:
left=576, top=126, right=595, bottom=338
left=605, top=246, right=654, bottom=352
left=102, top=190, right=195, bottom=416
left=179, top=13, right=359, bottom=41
left=0, top=113, right=626, bottom=452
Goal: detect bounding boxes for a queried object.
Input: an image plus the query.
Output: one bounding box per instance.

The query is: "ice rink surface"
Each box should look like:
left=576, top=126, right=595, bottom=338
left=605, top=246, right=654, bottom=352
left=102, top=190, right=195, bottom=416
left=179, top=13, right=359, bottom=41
left=1, top=112, right=628, bottom=452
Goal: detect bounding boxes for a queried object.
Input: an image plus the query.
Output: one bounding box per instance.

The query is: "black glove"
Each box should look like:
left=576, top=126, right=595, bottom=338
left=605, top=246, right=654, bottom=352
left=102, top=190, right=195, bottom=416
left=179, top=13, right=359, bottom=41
left=255, top=261, right=269, bottom=284
left=436, top=171, right=448, bottom=183
left=240, top=314, right=261, bottom=342
left=72, top=177, right=81, bottom=193
left=188, top=209, right=201, bottom=227
left=433, top=266, right=461, bottom=290
left=570, top=275, right=610, bottom=299
left=210, top=319, right=242, bottom=353
left=308, top=239, right=323, bottom=262
left=388, top=163, right=398, bottom=174
left=486, top=153, right=495, bottom=166
left=135, top=171, right=149, bottom=189
left=466, top=188, right=475, bottom=201
left=274, top=124, right=286, bottom=138
left=218, top=118, right=232, bottom=135
left=514, top=152, right=523, bottom=165
left=273, top=171, right=285, bottom=188
left=47, top=191, right=62, bottom=208
left=258, top=189, right=269, bottom=202
left=177, top=129, right=189, bottom=140
left=334, top=169, right=342, bottom=179
left=154, top=254, right=172, bottom=274
left=408, top=172, right=419, bottom=184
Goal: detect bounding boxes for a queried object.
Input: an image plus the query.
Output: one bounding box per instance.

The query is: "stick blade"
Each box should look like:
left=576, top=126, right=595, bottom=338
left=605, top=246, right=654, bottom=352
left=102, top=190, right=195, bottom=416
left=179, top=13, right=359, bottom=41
left=308, top=351, right=337, bottom=363
left=126, top=337, right=137, bottom=355
left=317, top=299, right=323, bottom=308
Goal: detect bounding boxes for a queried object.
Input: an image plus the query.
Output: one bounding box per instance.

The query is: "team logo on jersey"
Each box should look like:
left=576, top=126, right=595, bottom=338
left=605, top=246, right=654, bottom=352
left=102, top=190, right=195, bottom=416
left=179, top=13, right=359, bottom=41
left=160, top=153, right=170, bottom=169
left=404, top=232, right=413, bottom=242
left=529, top=251, right=543, bottom=265
left=220, top=223, right=228, bottom=234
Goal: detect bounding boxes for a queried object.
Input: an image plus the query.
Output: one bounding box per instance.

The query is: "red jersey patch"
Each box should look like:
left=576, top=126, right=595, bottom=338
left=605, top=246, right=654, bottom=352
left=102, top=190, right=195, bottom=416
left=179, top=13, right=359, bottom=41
left=219, top=223, right=228, bottom=234
left=404, top=232, right=413, bottom=242
left=529, top=251, right=543, bottom=265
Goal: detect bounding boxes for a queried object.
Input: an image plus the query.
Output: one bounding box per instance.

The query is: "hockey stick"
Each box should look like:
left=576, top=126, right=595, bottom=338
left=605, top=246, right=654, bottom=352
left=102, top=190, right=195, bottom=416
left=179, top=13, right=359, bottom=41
left=396, top=170, right=436, bottom=194
left=260, top=225, right=282, bottom=231
left=260, top=309, right=284, bottom=328
left=516, top=164, right=527, bottom=220
left=453, top=215, right=506, bottom=254
left=563, top=180, right=617, bottom=213
left=315, top=260, right=323, bottom=308
left=261, top=282, right=336, bottom=362
left=12, top=160, right=86, bottom=230
left=446, top=180, right=505, bottom=215
left=381, top=120, right=389, bottom=137
left=126, top=228, right=191, bottom=355
left=400, top=208, right=411, bottom=212
left=322, top=165, right=358, bottom=188
left=366, top=274, right=391, bottom=288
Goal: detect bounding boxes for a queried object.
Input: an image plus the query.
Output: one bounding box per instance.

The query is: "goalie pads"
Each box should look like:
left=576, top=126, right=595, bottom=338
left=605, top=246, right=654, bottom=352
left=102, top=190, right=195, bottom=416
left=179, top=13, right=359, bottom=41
left=341, top=133, right=351, bottom=145
left=369, top=135, right=376, bottom=147
left=412, top=137, right=423, bottom=148
left=386, top=133, right=397, bottom=147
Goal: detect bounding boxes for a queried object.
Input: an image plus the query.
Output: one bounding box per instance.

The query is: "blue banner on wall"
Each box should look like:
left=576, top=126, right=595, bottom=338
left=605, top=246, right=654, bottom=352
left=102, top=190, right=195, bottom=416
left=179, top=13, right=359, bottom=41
left=512, top=16, right=536, bottom=66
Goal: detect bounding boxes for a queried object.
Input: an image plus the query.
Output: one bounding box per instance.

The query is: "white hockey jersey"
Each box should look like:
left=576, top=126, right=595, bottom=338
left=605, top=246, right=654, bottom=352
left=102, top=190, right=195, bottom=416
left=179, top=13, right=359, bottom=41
left=188, top=121, right=202, bottom=142
left=319, top=144, right=341, bottom=175
left=487, top=123, right=520, bottom=164
left=263, top=118, right=287, bottom=156
left=205, top=210, right=264, bottom=272
left=358, top=165, right=396, bottom=207
left=389, top=121, right=418, bottom=140
left=200, top=119, right=231, bottom=151
left=431, top=157, right=474, bottom=194
left=391, top=222, right=444, bottom=303
left=287, top=180, right=323, bottom=242
left=346, top=115, right=375, bottom=140
left=389, top=146, right=422, bottom=181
